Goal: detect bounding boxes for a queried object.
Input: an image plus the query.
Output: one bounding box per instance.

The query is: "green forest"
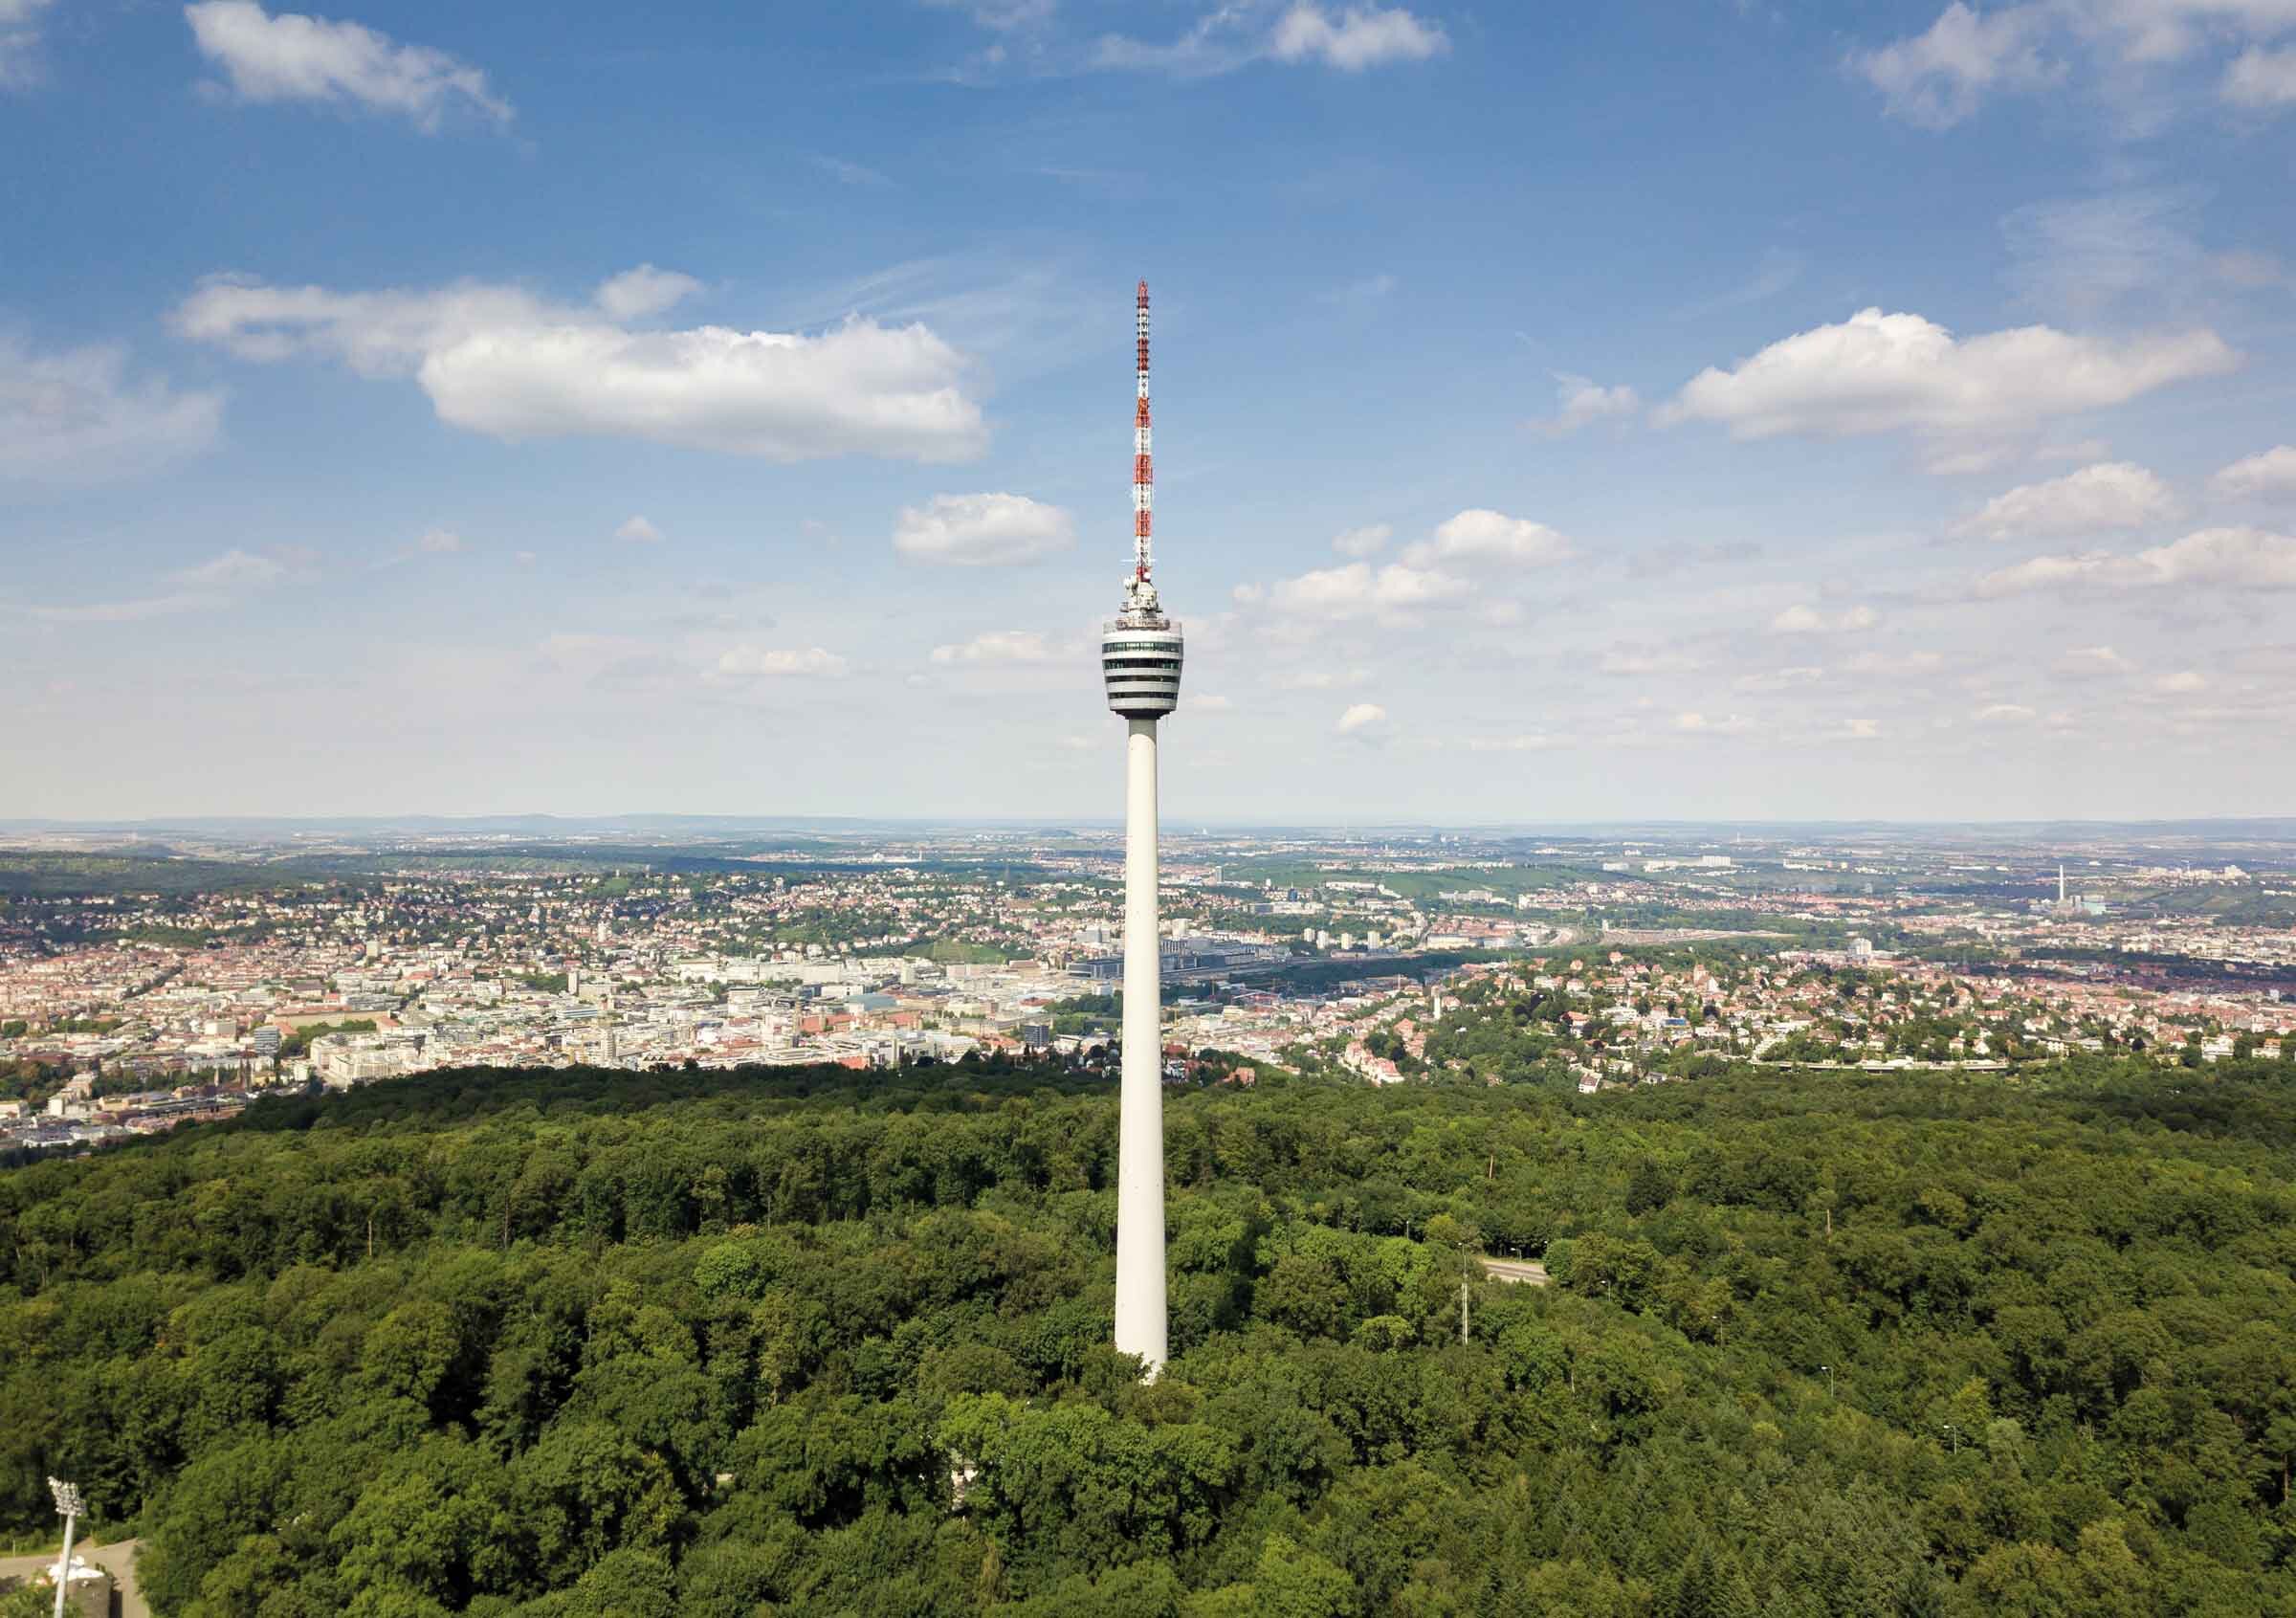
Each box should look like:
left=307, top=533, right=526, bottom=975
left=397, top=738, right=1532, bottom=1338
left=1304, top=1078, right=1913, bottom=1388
left=3, top=1056, right=2295, bottom=1615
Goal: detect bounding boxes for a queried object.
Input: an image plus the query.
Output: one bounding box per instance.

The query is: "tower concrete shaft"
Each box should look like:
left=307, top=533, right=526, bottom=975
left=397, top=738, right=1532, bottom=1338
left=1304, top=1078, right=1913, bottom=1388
left=1114, top=716, right=1167, bottom=1371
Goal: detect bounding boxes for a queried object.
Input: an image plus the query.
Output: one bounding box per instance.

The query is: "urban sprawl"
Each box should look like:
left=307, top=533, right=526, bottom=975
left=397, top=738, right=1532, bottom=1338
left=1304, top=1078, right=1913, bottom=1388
left=5, top=823, right=2294, bottom=1156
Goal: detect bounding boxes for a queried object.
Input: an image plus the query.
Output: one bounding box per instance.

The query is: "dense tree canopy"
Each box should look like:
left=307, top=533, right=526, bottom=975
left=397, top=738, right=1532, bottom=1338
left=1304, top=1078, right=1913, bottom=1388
left=3, top=1054, right=2295, bottom=1614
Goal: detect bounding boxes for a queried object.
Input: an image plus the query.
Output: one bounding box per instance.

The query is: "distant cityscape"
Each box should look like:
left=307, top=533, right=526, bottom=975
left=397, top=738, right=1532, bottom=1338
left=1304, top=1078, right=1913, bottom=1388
left=6, top=819, right=2292, bottom=1157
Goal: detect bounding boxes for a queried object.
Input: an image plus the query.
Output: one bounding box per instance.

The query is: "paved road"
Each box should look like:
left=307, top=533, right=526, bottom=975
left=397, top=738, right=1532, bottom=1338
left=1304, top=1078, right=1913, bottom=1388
left=0, top=1538, right=147, bottom=1618
left=1479, top=1256, right=1551, bottom=1286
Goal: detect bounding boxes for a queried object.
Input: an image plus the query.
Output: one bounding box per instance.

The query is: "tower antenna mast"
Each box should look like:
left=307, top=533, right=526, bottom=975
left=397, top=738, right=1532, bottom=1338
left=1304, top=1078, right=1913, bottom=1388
left=1134, top=280, right=1154, bottom=589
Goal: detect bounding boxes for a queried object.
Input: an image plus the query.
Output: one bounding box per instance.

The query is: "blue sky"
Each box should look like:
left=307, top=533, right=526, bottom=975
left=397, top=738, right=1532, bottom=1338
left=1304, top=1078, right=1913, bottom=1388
left=4, top=0, right=2293, bottom=821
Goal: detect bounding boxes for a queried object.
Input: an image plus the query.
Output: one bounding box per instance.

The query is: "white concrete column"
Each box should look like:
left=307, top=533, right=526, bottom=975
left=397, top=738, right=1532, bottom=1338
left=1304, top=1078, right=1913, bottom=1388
left=1114, top=716, right=1167, bottom=1372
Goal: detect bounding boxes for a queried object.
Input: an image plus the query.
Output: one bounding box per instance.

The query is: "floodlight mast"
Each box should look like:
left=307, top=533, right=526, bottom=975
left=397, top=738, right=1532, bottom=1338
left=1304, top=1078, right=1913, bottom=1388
left=47, top=1477, right=81, bottom=1618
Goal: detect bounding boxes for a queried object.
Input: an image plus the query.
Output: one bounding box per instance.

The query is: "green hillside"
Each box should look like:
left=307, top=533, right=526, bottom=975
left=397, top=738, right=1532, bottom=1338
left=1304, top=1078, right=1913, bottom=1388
left=3, top=1056, right=2294, bottom=1615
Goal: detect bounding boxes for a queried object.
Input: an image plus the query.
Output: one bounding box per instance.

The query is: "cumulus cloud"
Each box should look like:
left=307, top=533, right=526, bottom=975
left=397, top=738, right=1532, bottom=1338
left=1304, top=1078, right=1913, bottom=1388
left=185, top=0, right=512, bottom=130
left=1258, top=560, right=1468, bottom=621
left=1856, top=2, right=2296, bottom=123
left=2157, top=668, right=2208, bottom=693
left=2225, top=44, right=2296, bottom=105
left=173, top=268, right=987, bottom=462
left=929, top=629, right=1063, bottom=665
left=1096, top=0, right=1443, bottom=75
left=1953, top=461, right=2176, bottom=540
left=1659, top=307, right=2235, bottom=440
left=1400, top=509, right=1574, bottom=569
left=1, top=0, right=56, bottom=87
left=1974, top=526, right=2296, bottom=596
left=1336, top=701, right=1388, bottom=734
left=2214, top=445, right=2296, bottom=501
left=1332, top=522, right=1391, bottom=558
left=416, top=527, right=461, bottom=554
left=1527, top=372, right=1641, bottom=437
left=1271, top=3, right=1446, bottom=69
left=593, top=265, right=702, bottom=322
left=616, top=515, right=665, bottom=544
left=893, top=492, right=1073, bottom=565
left=0, top=335, right=225, bottom=483
left=713, top=644, right=850, bottom=679
left=1850, top=2, right=2059, bottom=127
left=1771, top=603, right=1880, bottom=633
left=1974, top=702, right=2038, bottom=724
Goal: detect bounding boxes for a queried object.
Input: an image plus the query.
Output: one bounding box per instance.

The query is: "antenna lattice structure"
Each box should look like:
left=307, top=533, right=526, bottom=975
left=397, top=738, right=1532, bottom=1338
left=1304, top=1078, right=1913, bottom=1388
left=1134, top=279, right=1154, bottom=589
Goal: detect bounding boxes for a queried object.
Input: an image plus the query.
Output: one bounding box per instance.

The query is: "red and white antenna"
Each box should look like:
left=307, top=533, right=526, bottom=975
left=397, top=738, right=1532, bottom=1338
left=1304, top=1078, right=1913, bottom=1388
left=1133, top=279, right=1153, bottom=585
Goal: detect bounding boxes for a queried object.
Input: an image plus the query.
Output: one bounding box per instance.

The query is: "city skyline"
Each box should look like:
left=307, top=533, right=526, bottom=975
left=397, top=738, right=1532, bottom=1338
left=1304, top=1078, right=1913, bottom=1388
left=7, top=1, right=2296, bottom=822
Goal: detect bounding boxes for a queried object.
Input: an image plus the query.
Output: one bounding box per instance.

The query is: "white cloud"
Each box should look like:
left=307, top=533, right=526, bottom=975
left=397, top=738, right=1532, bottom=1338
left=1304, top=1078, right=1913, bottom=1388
left=1332, top=522, right=1391, bottom=557
left=1, top=0, right=55, bottom=88
left=185, top=1, right=512, bottom=131
left=616, top=515, right=665, bottom=544
left=416, top=527, right=461, bottom=554
left=2052, top=643, right=2135, bottom=676
left=2214, top=445, right=2296, bottom=501
left=1843, top=718, right=1882, bottom=740
left=1527, top=372, right=1641, bottom=437
left=2225, top=44, right=2296, bottom=104
left=1400, top=509, right=1574, bottom=569
left=930, top=628, right=1064, bottom=665
left=0, top=335, right=225, bottom=482
left=171, top=547, right=286, bottom=588
left=713, top=644, right=850, bottom=679
left=1974, top=701, right=2039, bottom=724
left=1856, top=3, right=2296, bottom=124
left=1772, top=603, right=1880, bottom=633
left=1675, top=711, right=1756, bottom=735
left=1659, top=307, right=2236, bottom=440
left=593, top=265, right=702, bottom=322
left=922, top=0, right=1057, bottom=29
left=1975, top=525, right=2296, bottom=596
left=1953, top=461, right=2176, bottom=540
left=174, top=269, right=988, bottom=463
left=1336, top=701, right=1387, bottom=734
left=1270, top=3, right=1447, bottom=69
left=6, top=543, right=302, bottom=625
left=893, top=492, right=1073, bottom=565
left=2156, top=669, right=2208, bottom=692
left=1193, top=693, right=1234, bottom=712
left=1260, top=560, right=1469, bottom=621
left=1096, top=0, right=1444, bottom=76
left=1851, top=2, right=2060, bottom=127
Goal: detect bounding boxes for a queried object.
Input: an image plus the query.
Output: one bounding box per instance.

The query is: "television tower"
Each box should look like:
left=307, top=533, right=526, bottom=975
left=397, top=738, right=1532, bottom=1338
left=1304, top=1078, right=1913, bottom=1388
left=1102, top=280, right=1181, bottom=1373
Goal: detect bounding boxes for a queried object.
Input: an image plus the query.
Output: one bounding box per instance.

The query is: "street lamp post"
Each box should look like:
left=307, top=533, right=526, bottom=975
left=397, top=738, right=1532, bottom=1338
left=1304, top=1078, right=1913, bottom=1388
left=1821, top=1363, right=1836, bottom=1399
left=46, top=1477, right=81, bottom=1618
